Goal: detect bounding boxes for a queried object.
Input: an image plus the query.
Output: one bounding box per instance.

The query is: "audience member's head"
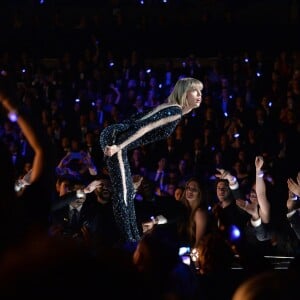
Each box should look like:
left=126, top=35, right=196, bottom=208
left=232, top=270, right=298, bottom=300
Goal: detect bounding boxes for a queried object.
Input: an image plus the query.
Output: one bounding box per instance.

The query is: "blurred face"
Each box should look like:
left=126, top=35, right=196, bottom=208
left=174, top=187, right=184, bottom=201
left=95, top=179, right=112, bottom=203
left=216, top=181, right=230, bottom=202
left=166, top=184, right=176, bottom=196
left=56, top=180, right=71, bottom=196
left=185, top=180, right=200, bottom=203
left=71, top=197, right=86, bottom=208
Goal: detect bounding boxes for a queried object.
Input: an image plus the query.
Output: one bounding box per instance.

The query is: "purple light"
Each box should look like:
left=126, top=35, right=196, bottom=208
left=8, top=111, right=18, bottom=122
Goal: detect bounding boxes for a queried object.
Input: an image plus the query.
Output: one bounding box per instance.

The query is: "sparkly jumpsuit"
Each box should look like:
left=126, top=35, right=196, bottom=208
left=100, top=104, right=182, bottom=242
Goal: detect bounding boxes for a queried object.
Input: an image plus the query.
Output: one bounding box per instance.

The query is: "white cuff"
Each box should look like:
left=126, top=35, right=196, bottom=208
left=229, top=181, right=239, bottom=190
left=251, top=217, right=262, bottom=227
left=287, top=210, right=297, bottom=219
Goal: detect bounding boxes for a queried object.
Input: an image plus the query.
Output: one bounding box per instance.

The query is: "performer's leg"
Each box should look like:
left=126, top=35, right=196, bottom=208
left=115, top=150, right=141, bottom=242
left=106, top=155, right=135, bottom=242
left=100, top=125, right=141, bottom=242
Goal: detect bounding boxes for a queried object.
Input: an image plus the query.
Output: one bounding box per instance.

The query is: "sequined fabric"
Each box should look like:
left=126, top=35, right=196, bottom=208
left=100, top=104, right=182, bottom=243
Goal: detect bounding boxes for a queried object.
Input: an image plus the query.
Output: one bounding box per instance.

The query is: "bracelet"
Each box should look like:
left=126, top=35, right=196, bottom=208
left=8, top=110, right=19, bottom=122
left=251, top=217, right=262, bottom=227
left=256, top=170, right=264, bottom=178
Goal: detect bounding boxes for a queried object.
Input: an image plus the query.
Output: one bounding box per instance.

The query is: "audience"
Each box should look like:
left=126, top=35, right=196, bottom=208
left=1, top=17, right=300, bottom=297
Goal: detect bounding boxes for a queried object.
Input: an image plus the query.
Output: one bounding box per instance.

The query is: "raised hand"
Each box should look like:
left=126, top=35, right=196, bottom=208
left=287, top=177, right=300, bottom=198
left=236, top=198, right=259, bottom=220
left=255, top=156, right=264, bottom=172
left=84, top=180, right=102, bottom=194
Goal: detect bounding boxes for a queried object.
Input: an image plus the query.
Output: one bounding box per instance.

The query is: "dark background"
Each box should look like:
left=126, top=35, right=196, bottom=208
left=0, top=0, right=299, bottom=58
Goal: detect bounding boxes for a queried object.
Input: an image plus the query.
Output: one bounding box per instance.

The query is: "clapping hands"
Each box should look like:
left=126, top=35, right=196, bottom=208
left=287, top=172, right=300, bottom=198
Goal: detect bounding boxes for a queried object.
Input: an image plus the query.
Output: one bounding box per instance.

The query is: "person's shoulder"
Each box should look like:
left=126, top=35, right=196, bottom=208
left=194, top=207, right=209, bottom=218
left=157, top=103, right=182, bottom=115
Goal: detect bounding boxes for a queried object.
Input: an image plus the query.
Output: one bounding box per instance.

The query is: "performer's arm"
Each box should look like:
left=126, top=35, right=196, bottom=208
left=104, top=106, right=181, bottom=157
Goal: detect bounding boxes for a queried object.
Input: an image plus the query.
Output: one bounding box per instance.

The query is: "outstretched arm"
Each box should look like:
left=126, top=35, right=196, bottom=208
left=104, top=105, right=181, bottom=156
left=0, top=94, right=44, bottom=185
left=255, top=156, right=270, bottom=223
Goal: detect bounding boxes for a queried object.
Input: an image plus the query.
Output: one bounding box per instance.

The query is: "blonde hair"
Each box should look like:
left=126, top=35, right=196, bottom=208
left=167, top=77, right=203, bottom=107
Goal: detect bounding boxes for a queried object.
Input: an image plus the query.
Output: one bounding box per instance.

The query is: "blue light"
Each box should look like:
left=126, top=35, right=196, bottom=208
left=234, top=133, right=240, bottom=138
left=109, top=62, right=114, bottom=67
left=146, top=68, right=151, bottom=73
left=229, top=225, right=241, bottom=241
left=256, top=72, right=261, bottom=77
left=244, top=58, right=249, bottom=63
left=268, top=101, right=272, bottom=107
left=179, top=246, right=190, bottom=256
left=224, top=112, right=228, bottom=117
left=75, top=98, right=80, bottom=103
left=159, top=84, right=162, bottom=88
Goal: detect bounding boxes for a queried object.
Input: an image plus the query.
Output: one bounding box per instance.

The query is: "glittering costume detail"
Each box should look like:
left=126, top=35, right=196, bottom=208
left=100, top=104, right=182, bottom=242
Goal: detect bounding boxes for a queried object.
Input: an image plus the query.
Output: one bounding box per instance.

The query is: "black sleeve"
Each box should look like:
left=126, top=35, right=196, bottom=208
left=51, top=191, right=77, bottom=212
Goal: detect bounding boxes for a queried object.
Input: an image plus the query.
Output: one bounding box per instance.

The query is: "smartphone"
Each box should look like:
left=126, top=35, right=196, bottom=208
left=178, top=246, right=191, bottom=265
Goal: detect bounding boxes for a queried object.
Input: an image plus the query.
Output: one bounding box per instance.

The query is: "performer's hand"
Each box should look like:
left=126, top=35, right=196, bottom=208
left=104, top=145, right=120, bottom=157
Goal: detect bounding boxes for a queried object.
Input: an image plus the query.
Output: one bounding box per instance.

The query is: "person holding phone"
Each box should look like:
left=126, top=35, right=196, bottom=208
left=100, top=77, right=203, bottom=244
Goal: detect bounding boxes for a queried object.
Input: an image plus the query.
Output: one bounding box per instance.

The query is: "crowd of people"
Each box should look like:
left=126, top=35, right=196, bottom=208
left=1, top=38, right=300, bottom=298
